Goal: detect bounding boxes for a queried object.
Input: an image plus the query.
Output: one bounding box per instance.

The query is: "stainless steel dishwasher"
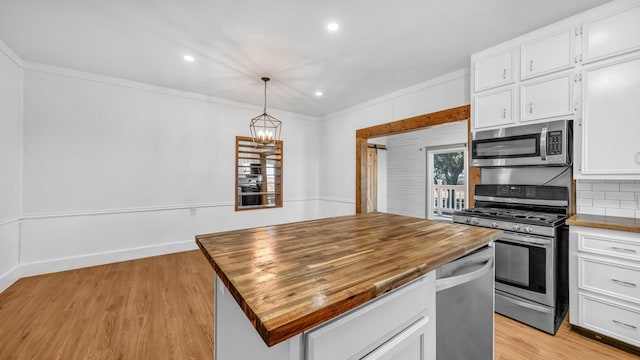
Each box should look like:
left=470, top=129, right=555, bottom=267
left=436, top=244, right=494, bottom=360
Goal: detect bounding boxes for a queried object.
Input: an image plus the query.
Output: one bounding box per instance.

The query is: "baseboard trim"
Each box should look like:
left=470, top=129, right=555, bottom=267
left=19, top=240, right=198, bottom=278
left=570, top=324, right=640, bottom=356
left=0, top=266, right=21, bottom=293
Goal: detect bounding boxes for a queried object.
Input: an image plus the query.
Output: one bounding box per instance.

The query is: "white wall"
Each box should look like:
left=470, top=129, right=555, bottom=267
left=19, top=63, right=320, bottom=275
left=318, top=69, right=470, bottom=215
left=384, top=122, right=468, bottom=218
left=0, top=40, right=22, bottom=291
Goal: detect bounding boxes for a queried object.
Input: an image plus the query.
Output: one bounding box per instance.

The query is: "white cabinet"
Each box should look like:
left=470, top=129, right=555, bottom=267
left=521, top=29, right=574, bottom=80
left=583, top=5, right=640, bottom=64
left=570, top=227, right=640, bottom=348
left=360, top=317, right=430, bottom=360
left=306, top=273, right=435, bottom=360
left=473, top=50, right=515, bottom=92
left=577, top=52, right=640, bottom=178
left=473, top=88, right=515, bottom=129
left=520, top=72, right=574, bottom=122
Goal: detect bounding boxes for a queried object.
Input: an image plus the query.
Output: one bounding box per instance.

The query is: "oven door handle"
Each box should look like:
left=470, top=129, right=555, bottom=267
left=499, top=233, right=552, bottom=247
left=498, top=291, right=553, bottom=314
left=436, top=258, right=493, bottom=292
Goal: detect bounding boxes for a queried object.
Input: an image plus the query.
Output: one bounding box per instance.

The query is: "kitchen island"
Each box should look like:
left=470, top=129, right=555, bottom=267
left=196, top=212, right=502, bottom=359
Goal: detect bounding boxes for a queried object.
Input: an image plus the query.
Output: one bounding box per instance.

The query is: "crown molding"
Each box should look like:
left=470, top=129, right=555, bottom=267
left=0, top=38, right=23, bottom=67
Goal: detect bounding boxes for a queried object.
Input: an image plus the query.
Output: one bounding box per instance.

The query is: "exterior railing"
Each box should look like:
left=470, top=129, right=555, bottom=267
left=433, top=184, right=465, bottom=217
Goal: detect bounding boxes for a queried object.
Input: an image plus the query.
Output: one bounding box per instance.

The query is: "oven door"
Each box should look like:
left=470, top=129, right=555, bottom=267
left=494, top=232, right=554, bottom=306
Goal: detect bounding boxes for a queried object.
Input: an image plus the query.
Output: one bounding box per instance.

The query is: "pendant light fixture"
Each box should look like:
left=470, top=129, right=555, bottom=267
left=249, top=77, right=282, bottom=147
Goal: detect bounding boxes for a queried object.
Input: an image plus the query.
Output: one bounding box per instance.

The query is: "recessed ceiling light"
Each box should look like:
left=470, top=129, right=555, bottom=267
left=327, top=23, right=339, bottom=32
left=315, top=91, right=324, bottom=97
left=183, top=55, right=195, bottom=62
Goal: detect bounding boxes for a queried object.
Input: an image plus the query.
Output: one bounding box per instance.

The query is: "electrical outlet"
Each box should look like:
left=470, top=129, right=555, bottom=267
left=190, top=208, right=196, bottom=216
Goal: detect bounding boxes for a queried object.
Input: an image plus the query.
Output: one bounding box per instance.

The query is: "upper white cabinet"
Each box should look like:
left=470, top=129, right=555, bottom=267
left=474, top=88, right=515, bottom=129
left=521, top=72, right=574, bottom=122
left=473, top=50, right=515, bottom=92
left=578, top=53, right=640, bottom=177
left=583, top=5, right=640, bottom=64
left=521, top=29, right=575, bottom=80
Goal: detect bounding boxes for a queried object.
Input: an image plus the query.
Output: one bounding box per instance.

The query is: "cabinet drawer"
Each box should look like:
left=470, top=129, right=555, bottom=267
left=520, top=73, right=573, bottom=122
left=578, top=231, right=640, bottom=262
left=579, top=293, right=640, bottom=347
left=579, top=257, right=640, bottom=303
left=305, top=273, right=433, bottom=360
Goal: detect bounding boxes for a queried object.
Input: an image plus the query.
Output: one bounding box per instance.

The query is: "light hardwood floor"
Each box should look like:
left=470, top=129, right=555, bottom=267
left=0, top=250, right=638, bottom=359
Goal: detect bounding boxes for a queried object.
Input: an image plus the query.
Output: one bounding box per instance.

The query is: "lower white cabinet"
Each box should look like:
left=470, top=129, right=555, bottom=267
left=306, top=272, right=435, bottom=360
left=570, top=226, right=640, bottom=347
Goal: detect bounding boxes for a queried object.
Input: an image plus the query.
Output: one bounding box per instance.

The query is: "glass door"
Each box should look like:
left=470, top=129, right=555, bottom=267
left=426, top=145, right=467, bottom=220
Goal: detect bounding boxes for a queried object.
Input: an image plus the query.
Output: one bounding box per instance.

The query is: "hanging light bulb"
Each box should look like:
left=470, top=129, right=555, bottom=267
left=249, top=77, right=282, bottom=147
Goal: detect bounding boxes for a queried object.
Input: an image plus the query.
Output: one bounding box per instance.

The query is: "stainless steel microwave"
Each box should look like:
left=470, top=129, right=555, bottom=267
left=471, top=120, right=572, bottom=167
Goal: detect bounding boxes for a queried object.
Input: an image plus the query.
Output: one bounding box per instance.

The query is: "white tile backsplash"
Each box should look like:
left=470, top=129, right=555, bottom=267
left=605, top=191, right=635, bottom=200
left=592, top=183, right=620, bottom=191
left=577, top=180, right=640, bottom=218
left=605, top=208, right=636, bottom=218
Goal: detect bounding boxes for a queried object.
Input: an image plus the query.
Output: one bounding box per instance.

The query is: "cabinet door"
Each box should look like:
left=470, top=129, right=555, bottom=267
left=360, top=316, right=430, bottom=360
left=583, top=5, right=640, bottom=64
left=473, top=88, right=515, bottom=129
left=522, top=29, right=574, bottom=80
left=581, top=53, right=640, bottom=176
left=521, top=73, right=573, bottom=122
left=474, top=50, right=515, bottom=92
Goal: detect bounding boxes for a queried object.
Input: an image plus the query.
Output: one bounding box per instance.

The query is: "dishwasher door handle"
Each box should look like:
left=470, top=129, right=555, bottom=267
left=436, top=257, right=493, bottom=292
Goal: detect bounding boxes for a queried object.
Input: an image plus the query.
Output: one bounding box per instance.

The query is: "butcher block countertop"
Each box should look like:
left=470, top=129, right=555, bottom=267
left=195, top=212, right=502, bottom=347
left=567, top=214, right=640, bottom=233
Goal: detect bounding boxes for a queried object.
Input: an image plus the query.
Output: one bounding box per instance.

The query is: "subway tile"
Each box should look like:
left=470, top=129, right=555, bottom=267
left=620, top=200, right=639, bottom=209
left=593, top=199, right=620, bottom=208
left=576, top=182, right=592, bottom=191
left=637, top=209, right=640, bottom=219
left=578, top=206, right=605, bottom=216
left=593, top=183, right=620, bottom=191
left=606, top=180, right=635, bottom=184
left=579, top=191, right=605, bottom=199
left=605, top=208, right=636, bottom=218
left=578, top=180, right=605, bottom=184
left=620, top=183, right=640, bottom=192
left=605, top=191, right=635, bottom=200
left=577, top=199, right=593, bottom=207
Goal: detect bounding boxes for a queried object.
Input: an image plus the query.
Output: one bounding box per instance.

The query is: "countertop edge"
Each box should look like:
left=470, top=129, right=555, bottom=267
left=566, top=214, right=640, bottom=234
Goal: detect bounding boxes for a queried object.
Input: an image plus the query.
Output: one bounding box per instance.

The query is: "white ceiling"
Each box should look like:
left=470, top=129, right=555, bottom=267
left=0, top=0, right=611, bottom=117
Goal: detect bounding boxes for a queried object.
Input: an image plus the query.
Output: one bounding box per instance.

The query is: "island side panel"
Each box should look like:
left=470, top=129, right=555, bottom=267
left=215, top=273, right=302, bottom=360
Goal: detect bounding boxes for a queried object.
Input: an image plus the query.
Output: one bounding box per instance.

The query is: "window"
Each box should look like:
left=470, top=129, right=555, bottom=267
left=235, top=136, right=283, bottom=210
left=426, top=145, right=467, bottom=220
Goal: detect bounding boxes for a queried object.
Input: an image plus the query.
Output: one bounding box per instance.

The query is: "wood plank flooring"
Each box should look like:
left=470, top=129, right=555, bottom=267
left=0, top=250, right=637, bottom=359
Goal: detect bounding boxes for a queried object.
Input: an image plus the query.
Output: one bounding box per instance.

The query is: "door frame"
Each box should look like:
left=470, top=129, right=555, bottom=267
left=355, top=105, right=478, bottom=214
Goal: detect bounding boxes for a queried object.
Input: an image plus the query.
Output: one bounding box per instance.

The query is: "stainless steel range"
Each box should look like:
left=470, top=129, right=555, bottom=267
left=453, top=184, right=569, bottom=334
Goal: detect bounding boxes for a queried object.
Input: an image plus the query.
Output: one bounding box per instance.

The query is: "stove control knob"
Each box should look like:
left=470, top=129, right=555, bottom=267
left=472, top=218, right=480, bottom=225
left=524, top=226, right=533, bottom=233
left=465, top=218, right=471, bottom=224
left=491, top=222, right=499, bottom=228
left=513, top=225, right=521, bottom=231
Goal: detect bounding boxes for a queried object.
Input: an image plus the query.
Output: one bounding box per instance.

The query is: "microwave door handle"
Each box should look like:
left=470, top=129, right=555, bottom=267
left=540, top=127, right=548, bottom=161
